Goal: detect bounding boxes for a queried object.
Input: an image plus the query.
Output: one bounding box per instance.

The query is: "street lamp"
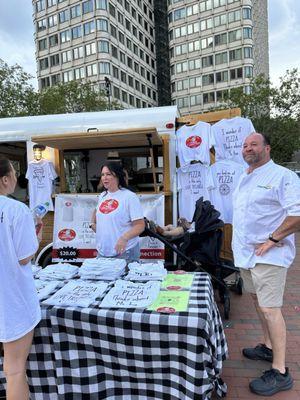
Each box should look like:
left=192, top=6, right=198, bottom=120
left=104, top=76, right=111, bottom=110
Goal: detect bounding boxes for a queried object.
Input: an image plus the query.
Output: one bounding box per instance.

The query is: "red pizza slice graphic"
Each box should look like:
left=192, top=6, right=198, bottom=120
left=58, top=228, right=76, bottom=241
left=186, top=135, right=202, bottom=148
left=99, top=199, right=119, bottom=214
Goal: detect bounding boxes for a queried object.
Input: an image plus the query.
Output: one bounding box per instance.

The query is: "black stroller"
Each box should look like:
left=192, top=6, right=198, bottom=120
left=143, top=197, right=242, bottom=319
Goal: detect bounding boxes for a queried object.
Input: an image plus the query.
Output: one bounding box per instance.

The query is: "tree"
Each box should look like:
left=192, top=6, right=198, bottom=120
left=0, top=59, right=38, bottom=117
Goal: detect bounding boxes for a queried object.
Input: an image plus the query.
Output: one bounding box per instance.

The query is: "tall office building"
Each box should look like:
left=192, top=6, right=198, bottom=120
left=33, top=0, right=158, bottom=109
left=33, top=0, right=269, bottom=112
left=168, top=0, right=269, bottom=113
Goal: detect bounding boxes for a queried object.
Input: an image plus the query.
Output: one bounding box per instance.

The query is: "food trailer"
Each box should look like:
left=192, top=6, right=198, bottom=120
left=0, top=105, right=240, bottom=266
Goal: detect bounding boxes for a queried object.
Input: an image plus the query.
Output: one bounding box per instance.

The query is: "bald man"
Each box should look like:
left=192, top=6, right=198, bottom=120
left=232, top=132, right=300, bottom=396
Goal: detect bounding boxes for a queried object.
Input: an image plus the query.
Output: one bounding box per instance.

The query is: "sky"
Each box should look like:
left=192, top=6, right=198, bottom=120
left=0, top=0, right=299, bottom=89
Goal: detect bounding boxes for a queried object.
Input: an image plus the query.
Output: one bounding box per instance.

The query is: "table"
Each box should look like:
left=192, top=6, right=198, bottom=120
left=0, top=273, right=228, bottom=400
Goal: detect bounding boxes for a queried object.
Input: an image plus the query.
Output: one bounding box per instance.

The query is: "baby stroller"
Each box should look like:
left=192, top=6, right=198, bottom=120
left=144, top=197, right=242, bottom=319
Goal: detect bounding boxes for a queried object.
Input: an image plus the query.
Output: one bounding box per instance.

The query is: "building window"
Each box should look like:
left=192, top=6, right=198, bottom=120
left=118, top=11, right=124, bottom=25
left=244, top=66, right=253, bottom=78
left=59, top=9, right=69, bottom=23
left=70, top=5, right=81, bottom=18
left=97, top=18, right=108, bottom=31
left=86, top=63, right=98, bottom=76
left=173, top=7, right=186, bottom=21
left=200, top=18, right=213, bottom=31
left=189, top=76, right=201, bottom=88
left=50, top=54, right=60, bottom=67
left=213, top=0, right=226, bottom=7
left=37, top=19, right=47, bottom=32
left=128, top=76, right=134, bottom=88
left=228, top=10, right=241, bottom=23
left=216, top=70, right=228, bottom=83
left=98, top=40, right=109, bottom=53
left=203, top=92, right=215, bottom=104
left=62, top=50, right=72, bottom=63
left=111, top=45, right=118, bottom=58
left=112, top=66, right=119, bottom=78
left=109, top=3, right=116, bottom=17
left=73, top=46, right=83, bottom=60
left=121, top=71, right=127, bottom=83
left=60, top=30, right=71, bottom=43
left=201, top=55, right=213, bottom=68
left=120, top=51, right=125, bottom=64
left=110, top=24, right=117, bottom=38
left=74, top=67, right=85, bottom=80
left=96, top=0, right=107, bottom=9
left=230, top=67, right=243, bottom=80
left=71, top=25, right=82, bottom=39
left=176, top=79, right=188, bottom=91
left=63, top=70, right=73, bottom=83
left=99, top=62, right=110, bottom=74
left=177, top=97, right=189, bottom=108
left=38, top=38, right=47, bottom=51
left=201, top=37, right=213, bottom=50
left=85, top=42, right=96, bottom=56
left=49, top=34, right=59, bottom=47
left=127, top=57, right=133, bottom=69
left=187, top=4, right=198, bottom=16
left=47, top=0, right=57, bottom=6
left=190, top=95, right=201, bottom=106
left=39, top=57, right=49, bottom=70
left=188, top=40, right=200, bottom=53
left=200, top=0, right=212, bottom=12
left=84, top=21, right=95, bottom=35
left=214, top=13, right=226, bottom=27
left=113, top=86, right=120, bottom=99
left=118, top=31, right=124, bottom=44
left=82, top=0, right=94, bottom=14
left=175, top=44, right=187, bottom=56
left=229, top=48, right=242, bottom=61
left=176, top=61, right=188, bottom=73
left=244, top=46, right=253, bottom=58
left=122, top=91, right=128, bottom=103
left=125, top=18, right=131, bottom=31
left=36, top=0, right=45, bottom=12
left=228, top=29, right=242, bottom=43
left=202, top=73, right=214, bottom=86
left=216, top=89, right=228, bottom=102
left=243, top=27, right=253, bottom=39
left=188, top=58, right=201, bottom=70
left=51, top=73, right=60, bottom=85
left=214, top=32, right=227, bottom=46
left=48, top=15, right=57, bottom=27
left=243, top=7, right=252, bottom=20
left=135, top=80, right=140, bottom=91
left=136, top=98, right=141, bottom=108
left=41, top=77, right=50, bottom=89
left=187, top=22, right=199, bottom=35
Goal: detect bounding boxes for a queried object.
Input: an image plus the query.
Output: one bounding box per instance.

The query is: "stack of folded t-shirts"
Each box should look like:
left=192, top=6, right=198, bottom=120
left=36, top=263, right=79, bottom=281
left=125, top=261, right=168, bottom=281
left=31, top=263, right=42, bottom=277
left=79, top=257, right=126, bottom=281
left=34, top=279, right=64, bottom=300
left=43, top=280, right=109, bottom=307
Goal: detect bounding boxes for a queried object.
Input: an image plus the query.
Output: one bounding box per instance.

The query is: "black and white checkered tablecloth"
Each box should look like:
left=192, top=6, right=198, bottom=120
left=0, top=272, right=228, bottom=400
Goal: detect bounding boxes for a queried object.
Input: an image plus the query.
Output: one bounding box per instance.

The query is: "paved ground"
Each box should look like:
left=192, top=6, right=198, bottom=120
left=217, top=233, right=300, bottom=400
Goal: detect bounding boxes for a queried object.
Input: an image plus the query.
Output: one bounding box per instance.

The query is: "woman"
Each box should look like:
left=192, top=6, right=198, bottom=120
left=90, top=162, right=145, bottom=261
left=0, top=156, right=41, bottom=400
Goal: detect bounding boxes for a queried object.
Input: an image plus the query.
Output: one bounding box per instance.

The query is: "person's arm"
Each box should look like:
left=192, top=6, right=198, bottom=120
left=115, top=218, right=145, bottom=254
left=19, top=254, right=35, bottom=265
left=255, top=216, right=300, bottom=256
left=90, top=209, right=96, bottom=232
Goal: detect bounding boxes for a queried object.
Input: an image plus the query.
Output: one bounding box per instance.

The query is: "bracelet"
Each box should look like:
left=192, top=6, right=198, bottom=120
left=268, top=233, right=279, bottom=243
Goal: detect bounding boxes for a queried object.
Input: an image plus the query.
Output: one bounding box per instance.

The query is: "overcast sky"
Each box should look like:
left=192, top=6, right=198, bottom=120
left=0, top=0, right=299, bottom=89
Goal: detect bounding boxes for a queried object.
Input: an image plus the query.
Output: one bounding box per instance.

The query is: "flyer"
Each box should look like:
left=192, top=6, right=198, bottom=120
left=148, top=291, right=191, bottom=313
left=161, top=273, right=194, bottom=290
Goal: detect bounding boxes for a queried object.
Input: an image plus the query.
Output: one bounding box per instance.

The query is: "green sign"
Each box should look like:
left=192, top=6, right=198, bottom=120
left=148, top=291, right=190, bottom=312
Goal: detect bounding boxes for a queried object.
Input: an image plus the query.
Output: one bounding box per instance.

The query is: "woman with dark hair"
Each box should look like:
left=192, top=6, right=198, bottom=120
left=90, top=162, right=145, bottom=261
left=0, top=156, right=41, bottom=400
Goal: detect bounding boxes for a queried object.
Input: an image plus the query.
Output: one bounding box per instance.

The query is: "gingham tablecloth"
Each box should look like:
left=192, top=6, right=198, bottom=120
left=0, top=273, right=228, bottom=400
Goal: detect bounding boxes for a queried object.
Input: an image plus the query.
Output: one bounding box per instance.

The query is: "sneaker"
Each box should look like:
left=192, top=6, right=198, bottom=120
left=242, top=343, right=273, bottom=362
left=249, top=368, right=293, bottom=396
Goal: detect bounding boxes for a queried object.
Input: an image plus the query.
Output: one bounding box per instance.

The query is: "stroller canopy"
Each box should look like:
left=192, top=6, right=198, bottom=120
left=192, top=197, right=224, bottom=233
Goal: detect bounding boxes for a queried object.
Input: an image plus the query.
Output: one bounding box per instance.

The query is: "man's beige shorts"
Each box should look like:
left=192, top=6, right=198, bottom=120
left=239, top=263, right=287, bottom=308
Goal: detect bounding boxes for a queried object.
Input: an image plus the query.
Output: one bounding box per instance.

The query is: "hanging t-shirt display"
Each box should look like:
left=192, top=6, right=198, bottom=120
left=211, top=117, right=255, bottom=166
left=26, top=159, right=57, bottom=211
left=176, top=121, right=212, bottom=166
left=207, top=160, right=244, bottom=224
left=177, top=163, right=210, bottom=222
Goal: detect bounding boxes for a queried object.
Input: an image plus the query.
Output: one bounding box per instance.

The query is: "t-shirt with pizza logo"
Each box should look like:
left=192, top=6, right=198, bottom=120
left=96, top=188, right=144, bottom=257
left=176, top=121, right=213, bottom=167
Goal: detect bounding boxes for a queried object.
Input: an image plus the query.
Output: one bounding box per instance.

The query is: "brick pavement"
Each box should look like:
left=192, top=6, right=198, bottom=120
left=217, top=233, right=300, bottom=400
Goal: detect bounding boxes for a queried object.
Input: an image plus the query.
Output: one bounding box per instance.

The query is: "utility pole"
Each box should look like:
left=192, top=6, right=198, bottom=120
left=104, top=76, right=111, bottom=110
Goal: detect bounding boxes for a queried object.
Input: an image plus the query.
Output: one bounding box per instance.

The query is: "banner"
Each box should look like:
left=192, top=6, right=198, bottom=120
left=52, top=193, right=164, bottom=262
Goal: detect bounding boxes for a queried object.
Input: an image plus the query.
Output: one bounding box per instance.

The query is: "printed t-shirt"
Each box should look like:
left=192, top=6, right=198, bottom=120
left=211, top=117, right=255, bottom=166
left=96, top=188, right=144, bottom=257
left=207, top=160, right=244, bottom=223
left=0, top=196, right=41, bottom=342
left=26, top=159, right=57, bottom=210
left=177, top=163, right=210, bottom=222
left=176, top=121, right=212, bottom=167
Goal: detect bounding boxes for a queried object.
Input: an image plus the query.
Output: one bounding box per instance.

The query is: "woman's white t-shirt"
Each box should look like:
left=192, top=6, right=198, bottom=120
left=0, top=196, right=41, bottom=342
left=96, top=189, right=144, bottom=257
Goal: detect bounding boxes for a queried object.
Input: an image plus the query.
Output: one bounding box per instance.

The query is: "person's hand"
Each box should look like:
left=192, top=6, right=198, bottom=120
left=35, top=217, right=43, bottom=242
left=115, top=236, right=128, bottom=254
left=255, top=239, right=283, bottom=256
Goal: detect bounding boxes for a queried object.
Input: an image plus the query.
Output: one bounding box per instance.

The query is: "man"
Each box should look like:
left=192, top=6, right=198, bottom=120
left=232, top=132, right=300, bottom=396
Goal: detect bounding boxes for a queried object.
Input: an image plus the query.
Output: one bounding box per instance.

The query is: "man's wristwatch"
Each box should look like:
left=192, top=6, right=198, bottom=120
left=268, top=233, right=279, bottom=243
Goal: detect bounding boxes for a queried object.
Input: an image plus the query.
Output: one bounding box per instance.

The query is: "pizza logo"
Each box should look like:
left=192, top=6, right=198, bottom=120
left=58, top=229, right=76, bottom=241
left=156, top=307, right=176, bottom=314
left=99, top=199, right=119, bottom=214
left=219, top=183, right=230, bottom=196
left=166, top=286, right=182, bottom=291
left=174, top=270, right=186, bottom=275
left=186, top=135, right=202, bottom=148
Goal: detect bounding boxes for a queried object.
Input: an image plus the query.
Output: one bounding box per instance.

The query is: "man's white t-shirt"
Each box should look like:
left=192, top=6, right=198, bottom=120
left=96, top=188, right=144, bottom=257
left=207, top=160, right=244, bottom=223
left=177, top=163, right=210, bottom=222
left=176, top=121, right=212, bottom=167
left=232, top=160, right=300, bottom=269
left=211, top=117, right=255, bottom=166
left=0, top=196, right=41, bottom=342
left=26, top=159, right=57, bottom=211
